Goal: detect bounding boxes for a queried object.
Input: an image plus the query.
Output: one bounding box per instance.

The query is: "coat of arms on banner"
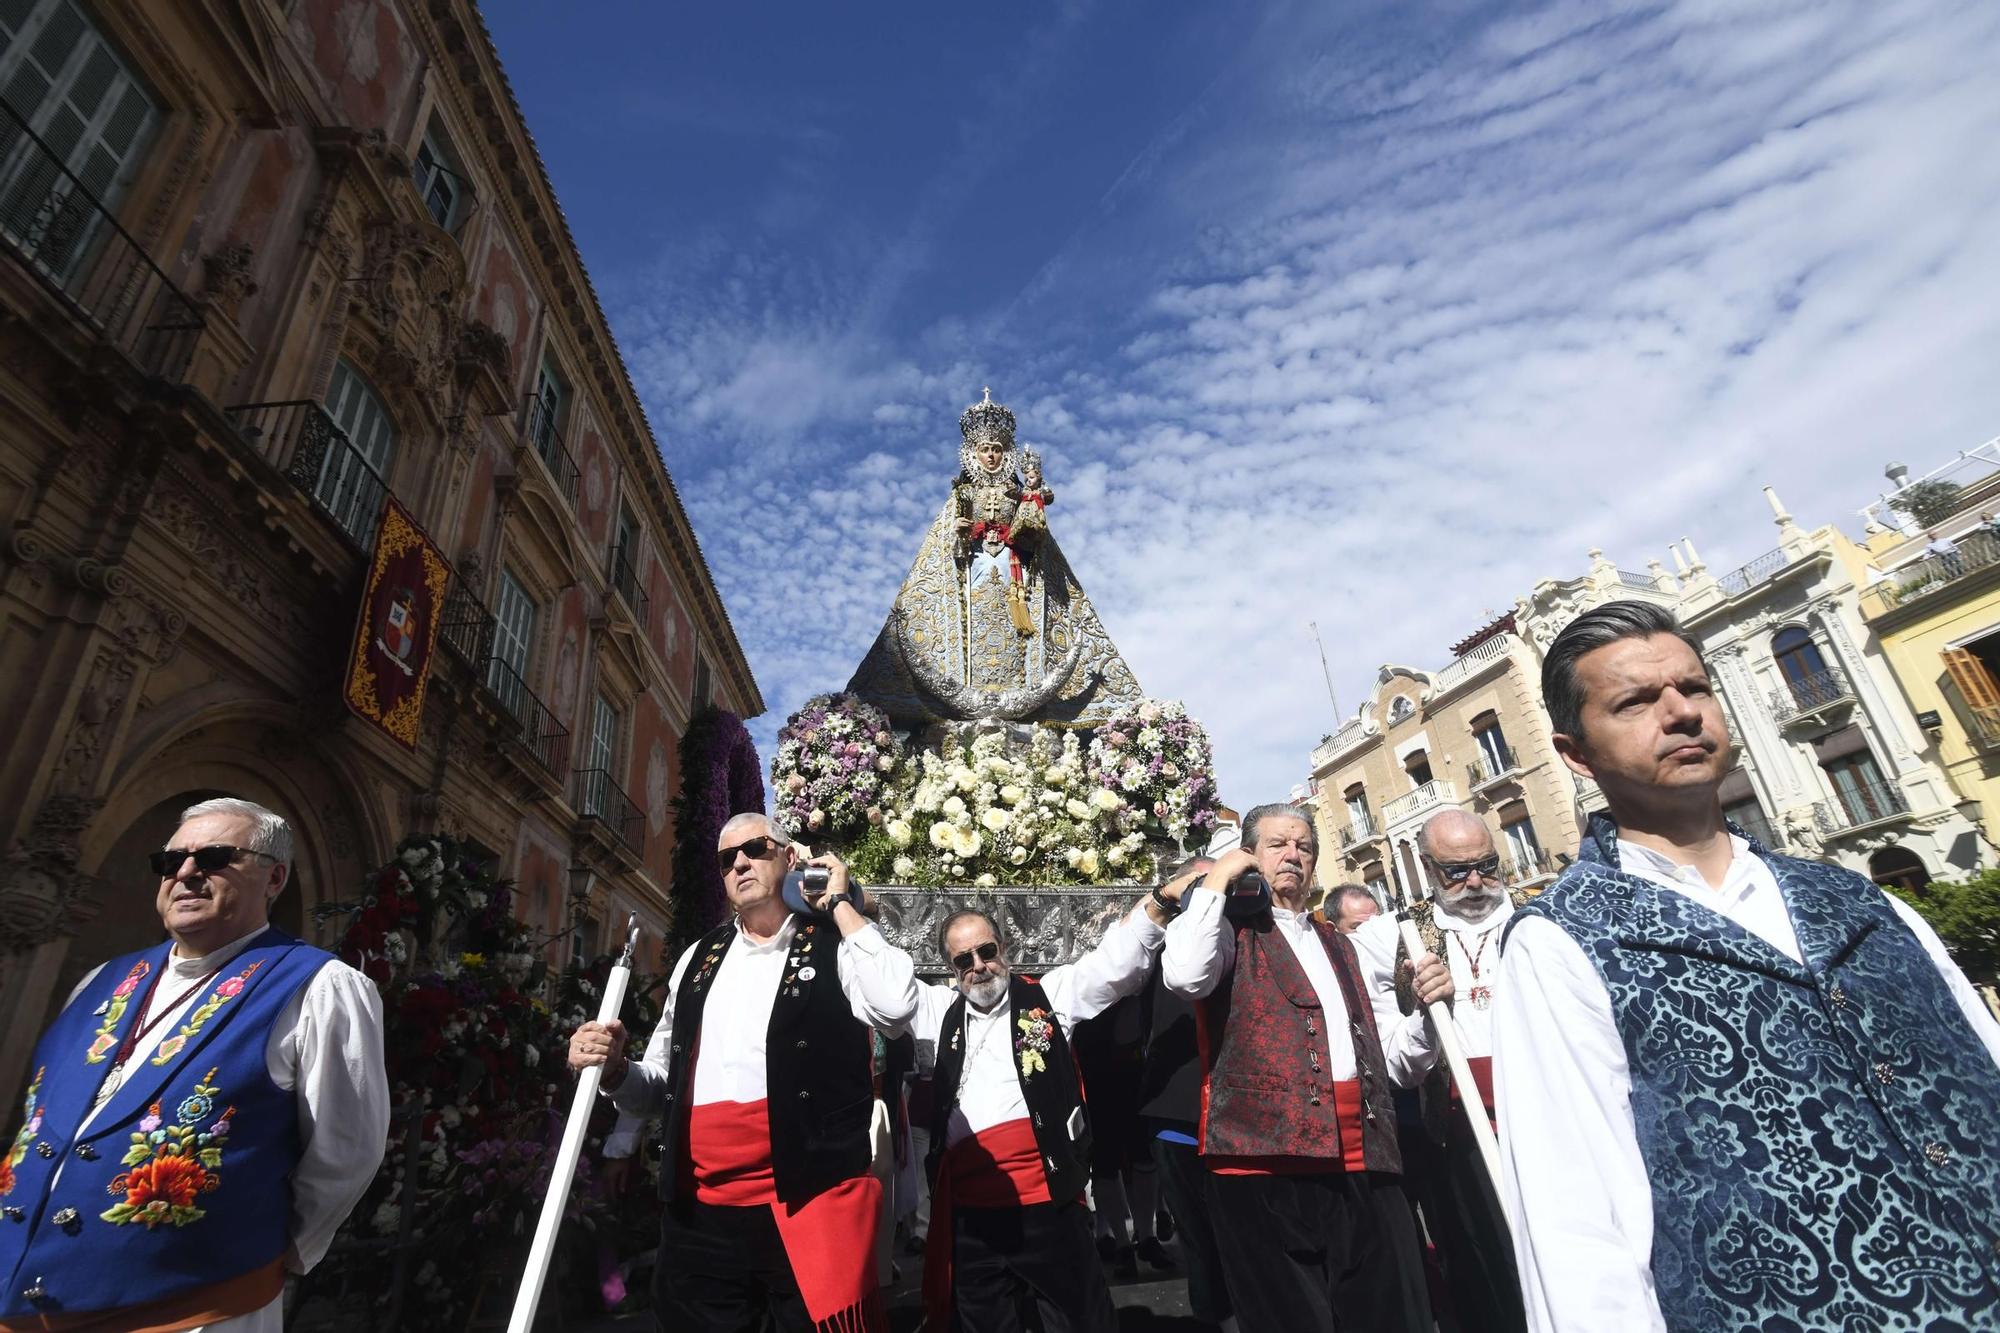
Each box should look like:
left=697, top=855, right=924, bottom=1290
left=345, top=498, right=450, bottom=748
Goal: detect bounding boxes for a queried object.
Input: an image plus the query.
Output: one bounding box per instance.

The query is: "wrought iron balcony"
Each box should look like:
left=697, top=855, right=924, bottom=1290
left=1503, top=848, right=1559, bottom=885
left=225, top=400, right=388, bottom=549
left=0, top=96, right=203, bottom=381
left=1767, top=666, right=1856, bottom=728
left=1813, top=779, right=1910, bottom=836
left=1715, top=546, right=1794, bottom=598
left=524, top=396, right=579, bottom=505
left=1967, top=703, right=2000, bottom=751
left=1467, top=744, right=1523, bottom=793
left=1338, top=814, right=1383, bottom=851
left=574, top=767, right=645, bottom=857
left=481, top=656, right=570, bottom=778
left=608, top=541, right=650, bottom=631
left=437, top=582, right=495, bottom=666
left=1862, top=531, right=2000, bottom=620
left=1382, top=779, right=1457, bottom=826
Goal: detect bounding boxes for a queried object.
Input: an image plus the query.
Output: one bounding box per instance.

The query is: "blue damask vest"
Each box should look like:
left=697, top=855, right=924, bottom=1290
left=1513, top=816, right=2000, bottom=1332
left=0, top=931, right=333, bottom=1319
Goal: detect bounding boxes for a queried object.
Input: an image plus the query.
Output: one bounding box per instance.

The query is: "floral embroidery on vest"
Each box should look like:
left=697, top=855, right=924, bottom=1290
left=149, top=961, right=263, bottom=1067
left=0, top=1067, right=45, bottom=1197
left=1015, top=1007, right=1054, bottom=1077
left=101, top=1067, right=234, bottom=1228
left=84, top=960, right=153, bottom=1064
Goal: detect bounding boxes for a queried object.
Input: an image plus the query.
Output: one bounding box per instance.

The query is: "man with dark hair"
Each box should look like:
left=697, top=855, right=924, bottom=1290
left=912, top=891, right=1175, bottom=1332
left=569, top=813, right=918, bottom=1332
left=1354, top=808, right=1524, bottom=1333
left=1330, top=884, right=1380, bottom=933
left=1163, top=802, right=1435, bottom=1332
left=1496, top=600, right=2000, bottom=1332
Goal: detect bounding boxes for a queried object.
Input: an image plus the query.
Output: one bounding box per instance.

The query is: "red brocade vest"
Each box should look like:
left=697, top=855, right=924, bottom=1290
left=1196, top=915, right=1400, bottom=1173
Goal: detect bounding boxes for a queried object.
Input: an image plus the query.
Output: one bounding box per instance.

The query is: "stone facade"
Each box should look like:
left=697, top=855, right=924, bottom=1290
left=0, top=0, right=760, bottom=1105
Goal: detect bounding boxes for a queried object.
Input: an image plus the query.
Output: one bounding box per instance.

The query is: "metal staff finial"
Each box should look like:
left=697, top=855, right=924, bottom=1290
left=618, top=912, right=640, bottom=967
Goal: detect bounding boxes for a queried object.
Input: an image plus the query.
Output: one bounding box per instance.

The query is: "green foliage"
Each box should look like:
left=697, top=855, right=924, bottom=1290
left=1888, top=479, right=1966, bottom=528
left=1884, top=869, right=2000, bottom=985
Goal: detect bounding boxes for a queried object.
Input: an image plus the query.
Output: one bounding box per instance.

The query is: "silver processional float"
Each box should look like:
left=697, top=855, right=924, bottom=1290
left=507, top=911, right=641, bottom=1333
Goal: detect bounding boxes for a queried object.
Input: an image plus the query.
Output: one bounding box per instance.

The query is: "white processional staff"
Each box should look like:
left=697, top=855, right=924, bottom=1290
left=508, top=912, right=641, bottom=1333
left=1396, top=911, right=1506, bottom=1202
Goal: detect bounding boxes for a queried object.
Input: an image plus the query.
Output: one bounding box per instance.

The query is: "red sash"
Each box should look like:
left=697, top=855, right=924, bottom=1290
left=1205, top=1079, right=1369, bottom=1175
left=1450, top=1055, right=1497, bottom=1128
left=687, top=1099, right=885, bottom=1330
left=921, top=1118, right=1050, bottom=1330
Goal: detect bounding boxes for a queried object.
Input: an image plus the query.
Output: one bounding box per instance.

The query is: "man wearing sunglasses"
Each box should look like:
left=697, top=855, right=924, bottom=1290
left=568, top=812, right=917, bottom=1333
left=1161, top=802, right=1431, bottom=1333
left=0, top=797, right=387, bottom=1332
left=911, top=883, right=1177, bottom=1333
left=1352, top=808, right=1526, bottom=1333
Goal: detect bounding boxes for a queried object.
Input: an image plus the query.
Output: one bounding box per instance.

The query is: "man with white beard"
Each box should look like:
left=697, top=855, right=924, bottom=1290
left=1354, top=808, right=1526, bottom=1333
left=912, top=896, right=1174, bottom=1333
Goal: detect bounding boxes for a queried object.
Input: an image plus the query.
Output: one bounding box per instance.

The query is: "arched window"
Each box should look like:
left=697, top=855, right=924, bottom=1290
left=1868, top=846, right=1930, bottom=894
left=1388, top=695, right=1414, bottom=724
left=1773, top=626, right=1829, bottom=693
left=319, top=360, right=397, bottom=545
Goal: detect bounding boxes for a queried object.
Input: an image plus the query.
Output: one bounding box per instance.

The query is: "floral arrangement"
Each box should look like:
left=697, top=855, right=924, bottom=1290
left=1016, top=1008, right=1054, bottom=1078
left=311, top=833, right=660, bottom=1325
left=667, top=706, right=767, bottom=958
left=770, top=693, right=899, bottom=840
left=102, top=1069, right=232, bottom=1229
left=1084, top=699, right=1221, bottom=847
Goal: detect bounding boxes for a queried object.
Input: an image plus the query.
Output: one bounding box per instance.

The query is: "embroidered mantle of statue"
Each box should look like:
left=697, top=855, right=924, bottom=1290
left=848, top=389, right=1144, bottom=725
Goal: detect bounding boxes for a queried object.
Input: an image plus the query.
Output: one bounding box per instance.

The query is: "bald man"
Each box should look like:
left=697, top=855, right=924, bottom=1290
left=1353, top=809, right=1525, bottom=1333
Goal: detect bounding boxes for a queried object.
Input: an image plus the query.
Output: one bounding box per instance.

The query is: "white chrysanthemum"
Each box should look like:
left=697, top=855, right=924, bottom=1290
left=893, top=855, right=917, bottom=879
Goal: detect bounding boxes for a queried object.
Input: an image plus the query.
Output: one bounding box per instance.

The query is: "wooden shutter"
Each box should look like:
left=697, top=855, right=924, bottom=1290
left=1943, top=648, right=2000, bottom=743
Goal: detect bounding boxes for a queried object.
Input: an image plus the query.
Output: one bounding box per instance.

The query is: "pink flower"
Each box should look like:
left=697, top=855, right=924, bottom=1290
left=216, top=976, right=246, bottom=999
left=139, top=1107, right=162, bottom=1133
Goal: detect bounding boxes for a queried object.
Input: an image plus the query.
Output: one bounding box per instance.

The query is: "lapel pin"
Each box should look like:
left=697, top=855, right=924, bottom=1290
left=798, top=966, right=816, bottom=982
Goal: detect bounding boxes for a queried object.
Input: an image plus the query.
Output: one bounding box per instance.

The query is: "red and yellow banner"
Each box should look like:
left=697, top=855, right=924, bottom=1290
left=344, top=498, right=451, bottom=749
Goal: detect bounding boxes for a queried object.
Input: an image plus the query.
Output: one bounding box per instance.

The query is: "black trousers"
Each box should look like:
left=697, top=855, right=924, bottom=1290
left=1415, top=1112, right=1525, bottom=1333
left=655, top=1198, right=814, bottom=1332
left=1208, top=1170, right=1431, bottom=1333
left=953, top=1197, right=1117, bottom=1333
left=1150, top=1135, right=1231, bottom=1324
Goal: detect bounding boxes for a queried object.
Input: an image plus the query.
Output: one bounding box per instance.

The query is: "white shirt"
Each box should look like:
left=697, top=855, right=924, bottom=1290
left=1495, top=836, right=2000, bottom=1333
left=909, top=907, right=1163, bottom=1148
left=65, top=925, right=390, bottom=1333
left=1161, top=888, right=1356, bottom=1080
left=604, top=915, right=916, bottom=1153
left=1352, top=894, right=1514, bottom=1088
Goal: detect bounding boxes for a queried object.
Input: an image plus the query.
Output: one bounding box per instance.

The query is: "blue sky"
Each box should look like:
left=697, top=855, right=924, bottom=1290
left=484, top=0, right=2000, bottom=809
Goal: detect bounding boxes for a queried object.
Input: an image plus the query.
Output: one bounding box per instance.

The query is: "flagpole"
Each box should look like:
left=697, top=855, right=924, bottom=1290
left=508, top=912, right=640, bottom=1333
left=1396, top=912, right=1506, bottom=1201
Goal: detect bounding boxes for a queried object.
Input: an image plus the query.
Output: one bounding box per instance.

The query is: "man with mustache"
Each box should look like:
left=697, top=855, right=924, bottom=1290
left=0, top=798, right=387, bottom=1332
left=912, top=890, right=1174, bottom=1333
left=1494, top=601, right=2000, bottom=1332
left=1162, top=802, right=1432, bottom=1333
left=1353, top=808, right=1525, bottom=1333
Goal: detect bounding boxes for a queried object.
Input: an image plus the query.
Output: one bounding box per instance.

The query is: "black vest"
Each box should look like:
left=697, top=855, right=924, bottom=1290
left=925, top=974, right=1090, bottom=1205
left=656, top=917, right=875, bottom=1205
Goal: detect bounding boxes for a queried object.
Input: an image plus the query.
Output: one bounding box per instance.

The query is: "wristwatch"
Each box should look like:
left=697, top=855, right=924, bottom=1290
left=1149, top=885, right=1181, bottom=916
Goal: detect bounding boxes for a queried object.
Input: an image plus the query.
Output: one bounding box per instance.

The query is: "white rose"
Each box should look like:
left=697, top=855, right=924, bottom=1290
left=953, top=767, right=979, bottom=793
left=887, top=819, right=914, bottom=847
left=877, top=754, right=895, bottom=772
left=981, top=807, right=1010, bottom=833
left=1090, top=788, right=1121, bottom=812
left=1000, top=784, right=1025, bottom=806
left=930, top=822, right=954, bottom=850
left=954, top=828, right=984, bottom=858
left=1045, top=766, right=1069, bottom=787
left=1010, top=845, right=1029, bottom=865
left=1161, top=761, right=1179, bottom=779
left=976, top=873, right=998, bottom=887
left=1078, top=848, right=1101, bottom=876
left=1107, top=845, right=1127, bottom=866
left=1065, top=847, right=1083, bottom=868
left=942, top=795, right=967, bottom=819
left=893, top=855, right=917, bottom=879
left=1138, top=702, right=1162, bottom=723
left=1065, top=798, right=1092, bottom=820
left=807, top=808, right=826, bottom=830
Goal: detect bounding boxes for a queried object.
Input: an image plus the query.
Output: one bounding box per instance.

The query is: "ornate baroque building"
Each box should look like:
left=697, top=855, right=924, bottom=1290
left=0, top=0, right=760, bottom=1104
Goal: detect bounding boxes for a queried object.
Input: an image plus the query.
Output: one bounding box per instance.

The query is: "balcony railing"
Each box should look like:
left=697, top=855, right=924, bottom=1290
left=1467, top=745, right=1522, bottom=791
left=1968, top=703, right=2000, bottom=751
left=225, top=400, right=388, bottom=549
left=1504, top=848, right=1559, bottom=884
left=1714, top=546, right=1793, bottom=598
left=608, top=541, right=650, bottom=630
left=1312, top=720, right=1366, bottom=773
left=1862, top=531, right=2000, bottom=620
left=1814, top=779, right=1910, bottom=836
left=575, top=767, right=645, bottom=857
left=437, top=582, right=495, bottom=666
left=1338, top=814, right=1382, bottom=851
left=1726, top=807, right=1780, bottom=850
left=525, top=396, right=579, bottom=505
left=1767, top=666, right=1856, bottom=726
left=0, top=95, right=203, bottom=380
left=1383, top=779, right=1457, bottom=826
left=482, top=657, right=570, bottom=778
left=1430, top=633, right=1517, bottom=696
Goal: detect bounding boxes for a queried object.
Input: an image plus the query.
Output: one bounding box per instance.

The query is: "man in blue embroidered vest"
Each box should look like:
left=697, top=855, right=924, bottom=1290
left=0, top=797, right=387, bottom=1332
left=1493, top=600, right=2000, bottom=1333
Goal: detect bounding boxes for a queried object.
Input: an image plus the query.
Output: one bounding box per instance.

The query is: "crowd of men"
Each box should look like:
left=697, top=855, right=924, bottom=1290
left=5, top=599, right=2000, bottom=1333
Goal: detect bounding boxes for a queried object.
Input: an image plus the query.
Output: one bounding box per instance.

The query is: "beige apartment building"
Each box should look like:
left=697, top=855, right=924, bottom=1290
left=1308, top=623, right=1579, bottom=906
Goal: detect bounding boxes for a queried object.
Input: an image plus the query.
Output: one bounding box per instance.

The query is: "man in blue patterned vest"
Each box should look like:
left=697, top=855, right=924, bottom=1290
left=0, top=797, right=387, bottom=1332
left=1492, top=600, right=2000, bottom=1333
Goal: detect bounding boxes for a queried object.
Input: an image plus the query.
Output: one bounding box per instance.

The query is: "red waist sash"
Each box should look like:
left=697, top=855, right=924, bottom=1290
left=922, top=1118, right=1050, bottom=1329
left=1206, top=1079, right=1369, bottom=1175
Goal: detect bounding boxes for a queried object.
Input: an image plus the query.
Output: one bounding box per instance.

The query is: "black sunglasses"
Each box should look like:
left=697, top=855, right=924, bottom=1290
left=149, top=845, right=275, bottom=878
left=716, top=836, right=785, bottom=873
left=1433, top=854, right=1502, bottom=884
left=950, top=941, right=1000, bottom=974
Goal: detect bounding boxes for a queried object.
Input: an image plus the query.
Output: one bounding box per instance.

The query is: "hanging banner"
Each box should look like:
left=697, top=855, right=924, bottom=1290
left=344, top=497, right=451, bottom=749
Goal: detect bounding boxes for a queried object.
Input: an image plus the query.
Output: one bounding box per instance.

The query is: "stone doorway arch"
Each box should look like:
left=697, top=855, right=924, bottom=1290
left=1867, top=845, right=1931, bottom=894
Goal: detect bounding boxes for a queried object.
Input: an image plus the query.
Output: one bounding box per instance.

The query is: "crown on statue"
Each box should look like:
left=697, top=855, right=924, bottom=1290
left=959, top=387, right=1017, bottom=447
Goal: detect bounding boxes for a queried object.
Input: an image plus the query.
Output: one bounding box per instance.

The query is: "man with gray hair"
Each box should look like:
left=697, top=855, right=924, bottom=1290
left=0, top=796, right=388, bottom=1331
left=1352, top=807, right=1525, bottom=1333
left=1162, top=801, right=1435, bottom=1332
left=1329, top=884, right=1380, bottom=933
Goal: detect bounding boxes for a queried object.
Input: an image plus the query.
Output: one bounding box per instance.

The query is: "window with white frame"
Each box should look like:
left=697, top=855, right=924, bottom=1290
left=0, top=0, right=159, bottom=283
left=580, top=692, right=617, bottom=816
left=409, top=117, right=467, bottom=232
left=1472, top=716, right=1513, bottom=776
left=1501, top=813, right=1543, bottom=873
left=319, top=360, right=396, bottom=545
left=488, top=569, right=537, bottom=718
